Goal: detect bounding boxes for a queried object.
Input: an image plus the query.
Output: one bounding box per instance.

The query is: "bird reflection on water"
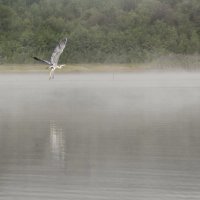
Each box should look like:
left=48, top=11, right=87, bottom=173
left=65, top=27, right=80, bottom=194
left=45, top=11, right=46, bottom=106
left=49, top=121, right=65, bottom=164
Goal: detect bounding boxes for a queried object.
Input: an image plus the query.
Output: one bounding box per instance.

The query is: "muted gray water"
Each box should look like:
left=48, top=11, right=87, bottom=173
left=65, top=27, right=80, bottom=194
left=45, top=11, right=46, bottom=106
left=0, top=73, right=200, bottom=199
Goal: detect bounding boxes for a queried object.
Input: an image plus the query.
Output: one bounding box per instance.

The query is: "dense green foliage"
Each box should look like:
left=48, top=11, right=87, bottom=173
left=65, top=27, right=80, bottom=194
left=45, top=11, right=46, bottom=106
left=0, top=0, right=199, bottom=63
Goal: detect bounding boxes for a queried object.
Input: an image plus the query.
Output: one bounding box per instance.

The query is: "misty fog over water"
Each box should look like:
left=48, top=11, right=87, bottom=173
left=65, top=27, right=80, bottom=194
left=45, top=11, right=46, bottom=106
left=0, top=73, right=200, bottom=200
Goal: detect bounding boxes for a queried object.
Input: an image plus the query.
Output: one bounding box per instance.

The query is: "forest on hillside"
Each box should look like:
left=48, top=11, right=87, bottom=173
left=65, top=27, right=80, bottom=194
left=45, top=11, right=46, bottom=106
left=0, top=0, right=199, bottom=64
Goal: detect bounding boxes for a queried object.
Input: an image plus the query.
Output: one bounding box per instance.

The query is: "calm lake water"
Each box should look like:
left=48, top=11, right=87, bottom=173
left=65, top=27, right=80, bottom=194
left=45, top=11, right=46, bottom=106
left=0, top=73, right=200, bottom=199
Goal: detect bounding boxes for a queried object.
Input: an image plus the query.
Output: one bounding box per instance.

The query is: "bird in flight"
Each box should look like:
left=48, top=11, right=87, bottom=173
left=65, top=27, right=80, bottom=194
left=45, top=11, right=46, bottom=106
left=33, top=38, right=67, bottom=79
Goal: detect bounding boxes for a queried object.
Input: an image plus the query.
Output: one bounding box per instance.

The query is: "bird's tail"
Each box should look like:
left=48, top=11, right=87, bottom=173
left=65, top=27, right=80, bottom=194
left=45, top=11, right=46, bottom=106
left=32, top=57, right=51, bottom=65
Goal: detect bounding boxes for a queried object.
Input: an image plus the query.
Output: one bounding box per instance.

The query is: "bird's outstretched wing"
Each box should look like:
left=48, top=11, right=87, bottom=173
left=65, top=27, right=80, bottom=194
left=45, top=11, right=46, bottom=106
left=33, top=57, right=51, bottom=65
left=50, top=38, right=67, bottom=65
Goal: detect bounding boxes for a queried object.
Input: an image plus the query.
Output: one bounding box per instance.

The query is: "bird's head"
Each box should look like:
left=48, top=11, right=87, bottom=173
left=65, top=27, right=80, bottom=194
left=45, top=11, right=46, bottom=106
left=60, top=64, right=65, bottom=68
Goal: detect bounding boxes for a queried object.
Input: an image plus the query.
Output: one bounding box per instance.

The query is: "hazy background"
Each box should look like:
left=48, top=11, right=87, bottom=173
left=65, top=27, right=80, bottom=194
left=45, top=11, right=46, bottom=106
left=0, top=0, right=199, bottom=65
left=0, top=1, right=200, bottom=198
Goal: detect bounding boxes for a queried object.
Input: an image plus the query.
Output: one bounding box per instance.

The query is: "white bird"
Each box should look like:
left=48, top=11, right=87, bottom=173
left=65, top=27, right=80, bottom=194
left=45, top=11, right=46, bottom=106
left=33, top=38, right=67, bottom=79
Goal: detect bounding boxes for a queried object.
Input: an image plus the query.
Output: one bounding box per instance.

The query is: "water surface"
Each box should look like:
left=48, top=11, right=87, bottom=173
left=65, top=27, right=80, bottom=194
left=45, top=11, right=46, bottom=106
left=0, top=73, right=200, bottom=199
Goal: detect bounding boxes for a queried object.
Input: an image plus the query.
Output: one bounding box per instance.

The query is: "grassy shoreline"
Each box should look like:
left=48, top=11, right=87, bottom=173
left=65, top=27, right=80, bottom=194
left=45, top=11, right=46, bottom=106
left=1, top=54, right=199, bottom=73
left=0, top=64, right=146, bottom=73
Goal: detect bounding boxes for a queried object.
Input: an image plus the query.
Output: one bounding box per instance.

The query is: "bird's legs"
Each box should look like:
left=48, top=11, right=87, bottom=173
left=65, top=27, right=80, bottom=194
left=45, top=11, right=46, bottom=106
left=49, top=68, right=55, bottom=80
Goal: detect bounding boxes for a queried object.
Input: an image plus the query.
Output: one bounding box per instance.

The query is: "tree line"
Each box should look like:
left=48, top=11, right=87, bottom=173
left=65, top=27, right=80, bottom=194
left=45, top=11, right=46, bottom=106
left=0, top=0, right=199, bottom=63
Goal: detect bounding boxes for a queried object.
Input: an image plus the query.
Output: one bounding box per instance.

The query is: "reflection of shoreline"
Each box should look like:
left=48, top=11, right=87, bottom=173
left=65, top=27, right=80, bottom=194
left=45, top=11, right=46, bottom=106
left=50, top=121, right=65, bottom=163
